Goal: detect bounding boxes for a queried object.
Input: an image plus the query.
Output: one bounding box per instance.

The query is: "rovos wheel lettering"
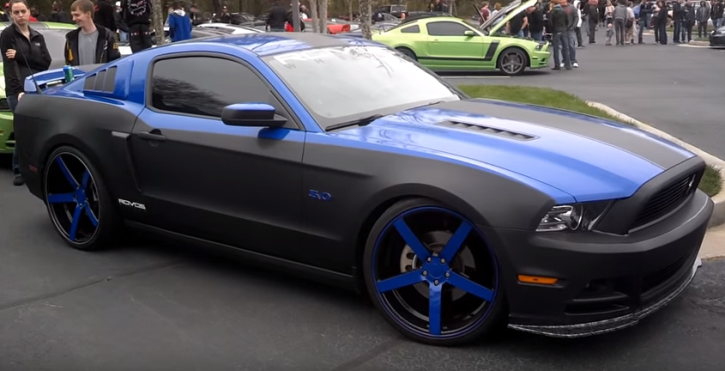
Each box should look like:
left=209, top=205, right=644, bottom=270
left=118, top=198, right=147, bottom=210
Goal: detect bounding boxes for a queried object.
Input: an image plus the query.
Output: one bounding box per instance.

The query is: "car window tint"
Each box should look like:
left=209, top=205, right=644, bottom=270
left=401, top=25, right=420, bottom=33
left=426, top=21, right=470, bottom=36
left=150, top=56, right=268, bottom=117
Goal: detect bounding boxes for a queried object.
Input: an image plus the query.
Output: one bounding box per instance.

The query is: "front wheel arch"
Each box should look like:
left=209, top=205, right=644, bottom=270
left=496, top=47, right=529, bottom=76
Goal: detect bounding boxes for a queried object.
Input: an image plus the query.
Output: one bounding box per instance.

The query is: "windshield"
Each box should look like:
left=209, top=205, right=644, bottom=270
left=264, top=46, right=461, bottom=129
left=38, top=29, right=72, bottom=60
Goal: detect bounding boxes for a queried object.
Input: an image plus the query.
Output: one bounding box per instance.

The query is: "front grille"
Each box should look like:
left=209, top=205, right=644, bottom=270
left=642, top=253, right=689, bottom=293
left=0, top=98, right=9, bottom=111
left=631, top=173, right=697, bottom=229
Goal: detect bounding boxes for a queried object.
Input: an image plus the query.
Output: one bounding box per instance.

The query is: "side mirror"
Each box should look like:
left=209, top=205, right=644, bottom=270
left=464, top=30, right=477, bottom=36
left=221, top=103, right=287, bottom=128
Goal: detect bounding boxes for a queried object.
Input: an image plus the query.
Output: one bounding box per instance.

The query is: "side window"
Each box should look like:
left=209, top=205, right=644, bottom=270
left=401, top=25, right=420, bottom=33
left=426, top=22, right=471, bottom=36
left=150, top=56, right=269, bottom=118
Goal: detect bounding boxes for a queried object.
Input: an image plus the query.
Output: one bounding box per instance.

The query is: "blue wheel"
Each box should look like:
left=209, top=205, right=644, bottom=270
left=363, top=199, right=504, bottom=346
left=43, top=147, right=118, bottom=250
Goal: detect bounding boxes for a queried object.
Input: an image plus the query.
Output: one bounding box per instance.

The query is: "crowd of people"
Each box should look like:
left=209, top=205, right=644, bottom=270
left=477, top=0, right=723, bottom=69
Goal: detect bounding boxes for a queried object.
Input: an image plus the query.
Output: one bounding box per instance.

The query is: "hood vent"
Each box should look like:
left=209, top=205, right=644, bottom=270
left=437, top=120, right=536, bottom=141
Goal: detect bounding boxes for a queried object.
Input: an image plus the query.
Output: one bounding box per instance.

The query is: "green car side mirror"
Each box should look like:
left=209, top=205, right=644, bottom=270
left=464, top=30, right=477, bottom=37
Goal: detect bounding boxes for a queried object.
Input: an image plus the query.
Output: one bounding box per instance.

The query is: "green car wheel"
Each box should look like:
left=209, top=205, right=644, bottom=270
left=497, top=48, right=528, bottom=76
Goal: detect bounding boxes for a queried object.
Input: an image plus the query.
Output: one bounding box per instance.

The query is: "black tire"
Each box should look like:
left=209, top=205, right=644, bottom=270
left=497, top=48, right=528, bottom=76
left=395, top=47, right=418, bottom=61
left=43, top=146, right=120, bottom=251
left=362, top=198, right=506, bottom=346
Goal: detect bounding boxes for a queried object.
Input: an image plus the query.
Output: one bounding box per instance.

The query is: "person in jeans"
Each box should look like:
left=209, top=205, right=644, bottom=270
left=0, top=0, right=51, bottom=186
left=550, top=0, right=572, bottom=70
left=714, top=0, right=725, bottom=29
left=655, top=0, right=668, bottom=44
left=697, top=1, right=711, bottom=38
left=585, top=0, right=599, bottom=43
left=561, top=0, right=579, bottom=67
left=638, top=0, right=654, bottom=43
left=671, top=0, right=684, bottom=43
left=613, top=0, right=628, bottom=45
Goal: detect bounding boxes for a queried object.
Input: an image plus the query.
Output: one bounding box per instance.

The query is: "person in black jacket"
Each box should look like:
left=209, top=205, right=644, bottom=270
left=527, top=4, right=545, bottom=40
left=656, top=0, right=668, bottom=44
left=121, top=0, right=152, bottom=53
left=0, top=0, right=51, bottom=186
left=94, top=0, right=116, bottom=32
left=66, top=0, right=121, bottom=66
left=266, top=1, right=287, bottom=32
left=550, top=0, right=572, bottom=70
left=50, top=1, right=70, bottom=23
left=682, top=1, right=696, bottom=42
left=671, top=0, right=684, bottom=43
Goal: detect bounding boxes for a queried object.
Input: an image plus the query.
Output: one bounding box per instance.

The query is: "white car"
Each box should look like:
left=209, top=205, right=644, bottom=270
left=197, top=23, right=264, bottom=34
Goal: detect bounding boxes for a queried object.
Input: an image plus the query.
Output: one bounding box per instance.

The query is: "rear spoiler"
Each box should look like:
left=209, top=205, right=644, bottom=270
left=24, top=64, right=105, bottom=93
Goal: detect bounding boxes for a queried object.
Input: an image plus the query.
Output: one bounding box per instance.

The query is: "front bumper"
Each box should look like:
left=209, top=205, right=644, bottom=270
left=529, top=47, right=550, bottom=69
left=482, top=190, right=713, bottom=338
left=709, top=33, right=725, bottom=46
left=0, top=111, right=14, bottom=154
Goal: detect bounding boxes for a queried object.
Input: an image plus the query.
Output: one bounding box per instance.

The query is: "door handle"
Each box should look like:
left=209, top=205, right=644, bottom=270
left=138, top=130, right=166, bottom=142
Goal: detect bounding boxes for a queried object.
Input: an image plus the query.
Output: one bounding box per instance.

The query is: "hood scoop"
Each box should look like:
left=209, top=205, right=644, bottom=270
left=437, top=120, right=537, bottom=141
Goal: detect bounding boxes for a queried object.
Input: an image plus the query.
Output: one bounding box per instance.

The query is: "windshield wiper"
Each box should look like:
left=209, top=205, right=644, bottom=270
left=326, top=114, right=384, bottom=131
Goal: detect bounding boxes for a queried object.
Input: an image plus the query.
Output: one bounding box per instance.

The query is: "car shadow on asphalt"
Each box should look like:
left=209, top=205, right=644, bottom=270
left=437, top=71, right=550, bottom=77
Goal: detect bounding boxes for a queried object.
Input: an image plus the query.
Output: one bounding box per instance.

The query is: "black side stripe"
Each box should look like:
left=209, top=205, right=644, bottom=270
left=483, top=41, right=500, bottom=61
left=417, top=41, right=501, bottom=62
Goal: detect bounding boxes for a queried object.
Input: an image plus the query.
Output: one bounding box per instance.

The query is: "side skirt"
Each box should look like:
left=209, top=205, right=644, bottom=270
left=125, top=220, right=361, bottom=292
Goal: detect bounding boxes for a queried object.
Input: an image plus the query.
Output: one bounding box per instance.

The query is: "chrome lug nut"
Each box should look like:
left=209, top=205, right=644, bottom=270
left=445, top=272, right=450, bottom=278
left=422, top=271, right=428, bottom=276
left=434, top=280, right=439, bottom=285
left=427, top=257, right=432, bottom=262
left=440, top=258, right=446, bottom=264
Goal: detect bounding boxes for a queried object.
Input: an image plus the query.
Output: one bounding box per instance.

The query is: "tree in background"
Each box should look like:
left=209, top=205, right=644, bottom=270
left=152, top=0, right=165, bottom=45
left=359, top=0, right=372, bottom=38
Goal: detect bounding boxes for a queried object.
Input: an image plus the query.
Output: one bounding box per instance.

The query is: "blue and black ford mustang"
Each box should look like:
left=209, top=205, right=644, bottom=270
left=14, top=33, right=713, bottom=346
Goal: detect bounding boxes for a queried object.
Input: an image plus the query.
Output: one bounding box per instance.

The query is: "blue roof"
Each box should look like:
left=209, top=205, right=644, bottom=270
left=187, top=32, right=384, bottom=57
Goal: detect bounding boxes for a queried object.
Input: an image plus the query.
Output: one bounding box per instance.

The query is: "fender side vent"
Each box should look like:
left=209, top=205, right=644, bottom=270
left=437, top=120, right=536, bottom=141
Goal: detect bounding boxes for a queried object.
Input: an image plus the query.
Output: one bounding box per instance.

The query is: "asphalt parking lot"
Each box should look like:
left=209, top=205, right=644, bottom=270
left=2, top=162, right=725, bottom=370
left=443, top=31, right=725, bottom=160
left=3, top=28, right=725, bottom=371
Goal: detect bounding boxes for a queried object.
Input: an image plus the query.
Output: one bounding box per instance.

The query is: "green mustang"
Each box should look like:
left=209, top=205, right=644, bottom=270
left=372, top=0, right=549, bottom=76
left=0, top=21, right=76, bottom=155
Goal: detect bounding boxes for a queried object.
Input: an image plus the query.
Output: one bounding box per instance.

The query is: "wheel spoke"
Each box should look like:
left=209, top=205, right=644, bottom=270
left=393, top=218, right=430, bottom=259
left=55, top=157, right=79, bottom=188
left=84, top=204, right=98, bottom=227
left=47, top=192, right=75, bottom=204
left=428, top=282, right=442, bottom=335
left=377, top=270, right=425, bottom=292
left=80, top=170, right=91, bottom=190
left=448, top=272, right=494, bottom=302
left=440, top=221, right=472, bottom=262
left=68, top=205, right=83, bottom=241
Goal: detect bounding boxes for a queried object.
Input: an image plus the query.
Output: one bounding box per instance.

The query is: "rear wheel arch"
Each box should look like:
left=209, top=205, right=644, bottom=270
left=40, top=136, right=112, bottom=200
left=394, top=46, right=418, bottom=61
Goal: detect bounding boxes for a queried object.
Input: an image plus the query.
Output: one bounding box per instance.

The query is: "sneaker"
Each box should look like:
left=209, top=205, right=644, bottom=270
left=13, top=174, right=24, bottom=186
left=560, top=63, right=564, bottom=68
left=573, top=62, right=579, bottom=68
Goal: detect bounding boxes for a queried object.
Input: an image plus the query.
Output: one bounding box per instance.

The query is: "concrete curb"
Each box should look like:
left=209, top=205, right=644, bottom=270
left=587, top=102, right=725, bottom=230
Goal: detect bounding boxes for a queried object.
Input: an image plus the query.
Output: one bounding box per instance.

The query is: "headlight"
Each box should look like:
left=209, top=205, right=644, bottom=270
left=536, top=201, right=612, bottom=232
